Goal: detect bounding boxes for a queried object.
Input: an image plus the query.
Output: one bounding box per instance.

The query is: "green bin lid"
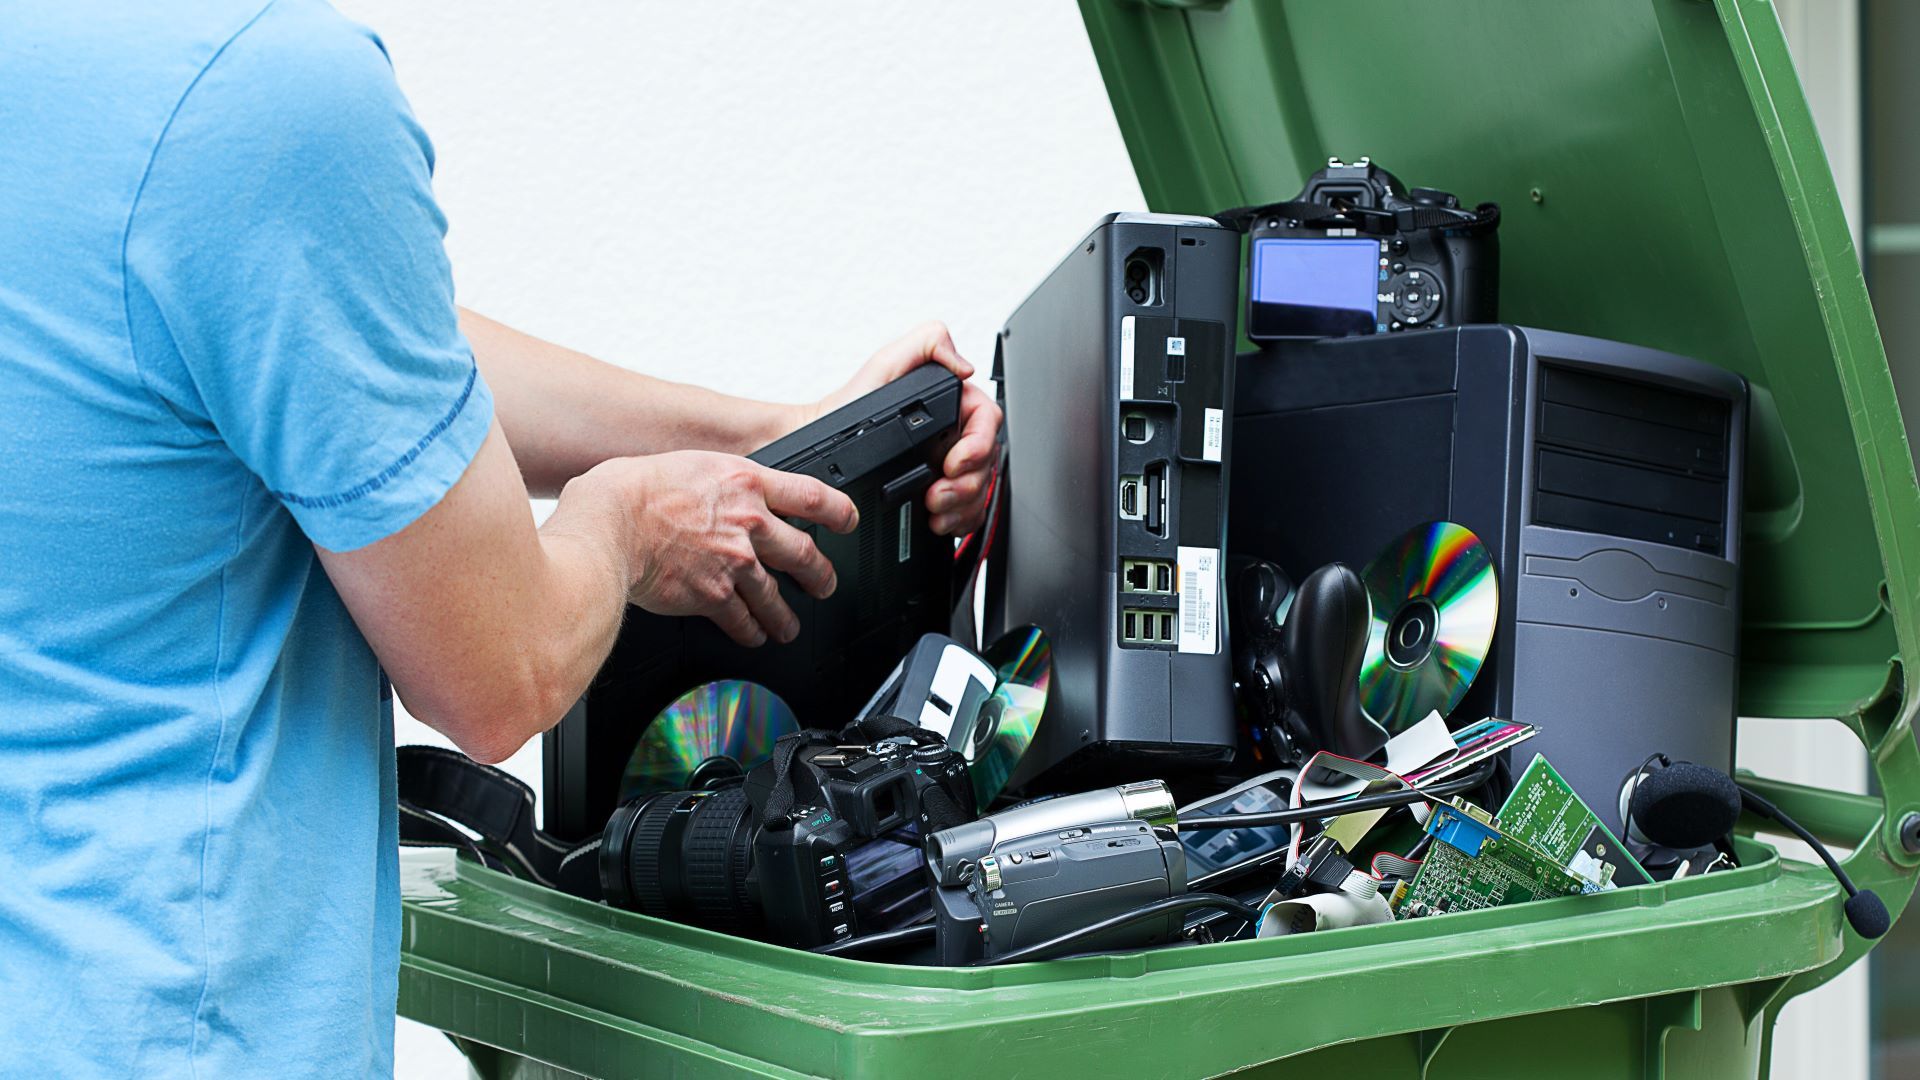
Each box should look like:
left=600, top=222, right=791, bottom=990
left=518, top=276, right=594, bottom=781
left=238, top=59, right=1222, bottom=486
left=1079, top=0, right=1920, bottom=720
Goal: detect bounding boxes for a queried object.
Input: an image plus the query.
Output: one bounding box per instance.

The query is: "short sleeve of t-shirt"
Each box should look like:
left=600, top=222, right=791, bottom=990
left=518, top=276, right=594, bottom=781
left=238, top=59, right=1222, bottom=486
left=124, top=0, right=492, bottom=553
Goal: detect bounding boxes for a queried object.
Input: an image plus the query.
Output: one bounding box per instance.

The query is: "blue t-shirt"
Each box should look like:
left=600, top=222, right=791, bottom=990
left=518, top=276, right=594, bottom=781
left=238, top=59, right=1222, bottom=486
left=0, top=1, right=494, bottom=1074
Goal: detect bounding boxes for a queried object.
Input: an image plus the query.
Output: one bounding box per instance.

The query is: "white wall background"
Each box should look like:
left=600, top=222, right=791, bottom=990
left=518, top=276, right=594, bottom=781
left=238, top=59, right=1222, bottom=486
left=334, top=3, right=1876, bottom=1076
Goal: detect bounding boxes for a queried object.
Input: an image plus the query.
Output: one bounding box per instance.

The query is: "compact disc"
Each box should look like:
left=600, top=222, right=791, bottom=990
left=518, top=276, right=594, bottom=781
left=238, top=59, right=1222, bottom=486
left=967, top=626, right=1051, bottom=807
left=618, top=680, right=799, bottom=801
left=1357, top=521, right=1498, bottom=733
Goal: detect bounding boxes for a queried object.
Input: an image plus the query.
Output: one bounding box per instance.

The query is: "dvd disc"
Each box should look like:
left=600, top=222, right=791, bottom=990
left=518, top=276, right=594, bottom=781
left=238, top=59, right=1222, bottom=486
left=967, top=626, right=1051, bottom=806
left=1357, top=521, right=1499, bottom=733
left=618, top=680, right=799, bottom=801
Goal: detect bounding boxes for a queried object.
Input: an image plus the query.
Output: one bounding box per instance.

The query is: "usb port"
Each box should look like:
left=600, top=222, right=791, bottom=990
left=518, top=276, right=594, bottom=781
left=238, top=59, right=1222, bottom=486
left=1156, top=562, right=1173, bottom=593
left=1118, top=476, right=1143, bottom=521
left=1122, top=606, right=1175, bottom=646
left=1143, top=462, right=1167, bottom=536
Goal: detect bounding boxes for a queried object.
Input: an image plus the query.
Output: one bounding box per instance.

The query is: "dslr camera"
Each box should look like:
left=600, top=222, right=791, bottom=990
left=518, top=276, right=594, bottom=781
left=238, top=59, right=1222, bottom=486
left=600, top=723, right=975, bottom=948
left=1225, top=157, right=1499, bottom=340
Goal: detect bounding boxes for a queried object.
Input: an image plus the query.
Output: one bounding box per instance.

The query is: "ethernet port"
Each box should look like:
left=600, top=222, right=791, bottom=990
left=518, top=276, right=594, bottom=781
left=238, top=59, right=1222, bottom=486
left=1125, top=562, right=1151, bottom=592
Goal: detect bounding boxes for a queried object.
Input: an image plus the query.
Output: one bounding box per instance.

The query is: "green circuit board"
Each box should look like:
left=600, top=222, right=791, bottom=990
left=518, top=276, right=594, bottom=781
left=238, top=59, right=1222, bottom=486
left=1394, top=799, right=1592, bottom=918
left=1498, top=754, right=1651, bottom=888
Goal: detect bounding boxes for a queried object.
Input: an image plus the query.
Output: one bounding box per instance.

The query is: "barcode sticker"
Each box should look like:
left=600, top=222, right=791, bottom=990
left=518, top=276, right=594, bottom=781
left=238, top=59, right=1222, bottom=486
left=1176, top=545, right=1219, bottom=654
left=1202, top=407, right=1224, bottom=463
left=1119, top=316, right=1136, bottom=400
left=1166, top=336, right=1186, bottom=356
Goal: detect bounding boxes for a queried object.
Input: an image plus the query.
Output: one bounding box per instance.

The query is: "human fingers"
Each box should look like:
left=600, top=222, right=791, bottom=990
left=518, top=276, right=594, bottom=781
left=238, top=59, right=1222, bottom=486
left=756, top=466, right=859, bottom=533
left=735, top=563, right=800, bottom=644
left=902, top=320, right=972, bottom=380
left=926, top=467, right=986, bottom=518
left=707, top=591, right=768, bottom=647
left=941, top=385, right=1001, bottom=479
left=749, top=514, right=837, bottom=600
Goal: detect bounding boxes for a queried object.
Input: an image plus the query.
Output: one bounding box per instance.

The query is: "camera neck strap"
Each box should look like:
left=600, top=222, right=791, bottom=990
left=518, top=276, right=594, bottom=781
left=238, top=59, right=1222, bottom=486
left=395, top=744, right=602, bottom=899
left=754, top=717, right=970, bottom=834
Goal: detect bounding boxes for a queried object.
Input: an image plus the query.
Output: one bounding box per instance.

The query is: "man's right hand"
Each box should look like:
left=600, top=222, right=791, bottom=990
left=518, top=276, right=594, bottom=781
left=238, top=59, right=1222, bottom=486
left=578, top=450, right=858, bottom=646
left=319, top=423, right=855, bottom=764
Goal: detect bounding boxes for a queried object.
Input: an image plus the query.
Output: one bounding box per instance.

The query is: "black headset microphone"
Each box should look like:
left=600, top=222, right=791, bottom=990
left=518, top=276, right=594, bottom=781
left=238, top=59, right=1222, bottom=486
left=1623, top=756, right=1889, bottom=939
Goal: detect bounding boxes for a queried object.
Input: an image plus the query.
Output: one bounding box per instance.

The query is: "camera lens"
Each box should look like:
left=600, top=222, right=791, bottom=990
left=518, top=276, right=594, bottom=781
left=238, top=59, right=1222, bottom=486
left=600, top=786, right=760, bottom=933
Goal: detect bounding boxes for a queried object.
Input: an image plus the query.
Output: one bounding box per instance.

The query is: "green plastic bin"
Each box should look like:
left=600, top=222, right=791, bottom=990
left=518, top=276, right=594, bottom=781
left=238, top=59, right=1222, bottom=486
left=398, top=1, right=1920, bottom=1076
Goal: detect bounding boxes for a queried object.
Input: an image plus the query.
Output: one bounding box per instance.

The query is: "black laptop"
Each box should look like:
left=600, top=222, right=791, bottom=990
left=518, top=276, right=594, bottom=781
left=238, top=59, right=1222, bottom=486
left=542, top=365, right=964, bottom=838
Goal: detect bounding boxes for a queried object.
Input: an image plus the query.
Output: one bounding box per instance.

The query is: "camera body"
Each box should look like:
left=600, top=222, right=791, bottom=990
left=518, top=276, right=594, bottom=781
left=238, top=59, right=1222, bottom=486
left=601, top=728, right=975, bottom=949
left=926, top=781, right=1185, bottom=964
left=1241, top=158, right=1498, bottom=341
left=744, top=733, right=976, bottom=947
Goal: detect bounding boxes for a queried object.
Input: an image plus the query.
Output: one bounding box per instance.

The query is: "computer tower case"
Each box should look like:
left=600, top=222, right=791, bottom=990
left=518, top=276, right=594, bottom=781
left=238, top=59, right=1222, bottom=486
left=1232, top=326, right=1746, bottom=831
left=993, top=213, right=1240, bottom=792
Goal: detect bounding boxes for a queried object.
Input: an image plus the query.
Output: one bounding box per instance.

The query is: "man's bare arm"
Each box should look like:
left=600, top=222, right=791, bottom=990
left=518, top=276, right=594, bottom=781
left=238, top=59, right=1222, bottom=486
left=460, top=309, right=802, bottom=496
left=462, top=312, right=1001, bottom=535
left=316, top=420, right=854, bottom=764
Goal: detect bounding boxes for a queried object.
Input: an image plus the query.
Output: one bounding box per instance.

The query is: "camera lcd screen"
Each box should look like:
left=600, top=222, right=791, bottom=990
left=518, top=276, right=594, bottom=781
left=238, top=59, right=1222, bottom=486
left=1248, top=238, right=1380, bottom=337
left=846, top=828, right=929, bottom=932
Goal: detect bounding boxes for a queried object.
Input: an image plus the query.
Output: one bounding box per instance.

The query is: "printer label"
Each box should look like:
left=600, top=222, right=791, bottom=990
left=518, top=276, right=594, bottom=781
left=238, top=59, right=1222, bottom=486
left=1177, top=545, right=1219, bottom=654
left=1119, top=315, right=1137, bottom=399
left=1203, top=407, right=1223, bottom=463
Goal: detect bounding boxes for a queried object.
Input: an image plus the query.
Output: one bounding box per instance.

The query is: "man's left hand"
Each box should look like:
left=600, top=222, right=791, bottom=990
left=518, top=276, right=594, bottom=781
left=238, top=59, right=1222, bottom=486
left=813, top=321, right=1001, bottom=536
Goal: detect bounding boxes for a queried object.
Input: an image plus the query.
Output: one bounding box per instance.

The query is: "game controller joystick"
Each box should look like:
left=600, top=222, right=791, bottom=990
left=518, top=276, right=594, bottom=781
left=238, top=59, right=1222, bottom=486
left=1231, top=558, right=1386, bottom=763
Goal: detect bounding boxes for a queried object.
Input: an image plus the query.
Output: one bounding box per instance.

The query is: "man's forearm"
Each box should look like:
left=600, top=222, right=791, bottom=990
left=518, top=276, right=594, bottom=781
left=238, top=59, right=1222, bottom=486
left=461, top=308, right=806, bottom=496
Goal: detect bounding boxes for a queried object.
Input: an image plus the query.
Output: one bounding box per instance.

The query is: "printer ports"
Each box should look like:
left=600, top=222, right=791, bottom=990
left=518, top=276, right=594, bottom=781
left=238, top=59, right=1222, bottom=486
left=1122, top=559, right=1175, bottom=595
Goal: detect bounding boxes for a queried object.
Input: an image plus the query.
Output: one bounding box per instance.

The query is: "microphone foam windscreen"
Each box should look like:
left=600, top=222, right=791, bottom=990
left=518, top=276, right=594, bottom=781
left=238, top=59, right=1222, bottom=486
left=1846, top=890, right=1891, bottom=939
left=1630, top=762, right=1741, bottom=850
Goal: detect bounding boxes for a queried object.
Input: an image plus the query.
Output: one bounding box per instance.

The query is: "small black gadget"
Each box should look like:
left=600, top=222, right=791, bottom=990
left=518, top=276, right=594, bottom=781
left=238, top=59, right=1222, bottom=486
left=1227, top=557, right=1381, bottom=763
left=1620, top=755, right=1889, bottom=939
left=1217, top=157, right=1498, bottom=340
left=546, top=366, right=963, bottom=840
left=599, top=721, right=975, bottom=949
left=855, top=632, right=997, bottom=748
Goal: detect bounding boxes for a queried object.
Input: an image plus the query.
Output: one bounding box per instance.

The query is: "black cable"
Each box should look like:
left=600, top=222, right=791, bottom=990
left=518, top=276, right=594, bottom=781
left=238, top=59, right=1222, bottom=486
left=809, top=921, right=935, bottom=958
left=1739, top=788, right=1860, bottom=896
left=1619, top=751, right=1666, bottom=848
left=1177, top=759, right=1495, bottom=830
left=976, top=893, right=1263, bottom=966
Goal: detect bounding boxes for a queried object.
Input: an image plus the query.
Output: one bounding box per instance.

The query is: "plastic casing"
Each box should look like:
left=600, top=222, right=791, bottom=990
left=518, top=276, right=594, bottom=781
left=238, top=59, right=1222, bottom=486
left=1233, top=325, right=1748, bottom=835
left=399, top=4, right=1920, bottom=1076
left=993, top=212, right=1241, bottom=789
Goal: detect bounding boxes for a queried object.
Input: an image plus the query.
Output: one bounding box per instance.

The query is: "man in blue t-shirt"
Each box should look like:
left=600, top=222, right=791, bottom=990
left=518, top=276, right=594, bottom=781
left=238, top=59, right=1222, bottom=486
left=0, top=2, right=1000, bottom=1074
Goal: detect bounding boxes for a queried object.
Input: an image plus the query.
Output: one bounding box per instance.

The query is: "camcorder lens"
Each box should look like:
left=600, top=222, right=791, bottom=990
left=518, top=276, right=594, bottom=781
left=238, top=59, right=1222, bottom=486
left=601, top=786, right=760, bottom=933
